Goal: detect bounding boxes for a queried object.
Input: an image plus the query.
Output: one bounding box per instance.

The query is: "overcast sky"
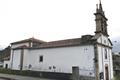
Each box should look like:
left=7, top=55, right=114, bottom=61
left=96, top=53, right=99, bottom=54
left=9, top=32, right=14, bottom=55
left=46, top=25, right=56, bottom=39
left=0, top=0, right=120, bottom=47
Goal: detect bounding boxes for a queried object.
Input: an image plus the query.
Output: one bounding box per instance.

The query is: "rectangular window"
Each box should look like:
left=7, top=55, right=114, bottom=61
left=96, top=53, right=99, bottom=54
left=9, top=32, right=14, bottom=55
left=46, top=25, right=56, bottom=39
left=105, top=48, right=107, bottom=59
left=39, top=55, right=43, bottom=62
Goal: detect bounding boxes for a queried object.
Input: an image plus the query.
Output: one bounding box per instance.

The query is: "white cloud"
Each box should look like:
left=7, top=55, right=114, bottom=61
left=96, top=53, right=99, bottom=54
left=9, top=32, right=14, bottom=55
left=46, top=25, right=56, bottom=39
left=0, top=0, right=119, bottom=47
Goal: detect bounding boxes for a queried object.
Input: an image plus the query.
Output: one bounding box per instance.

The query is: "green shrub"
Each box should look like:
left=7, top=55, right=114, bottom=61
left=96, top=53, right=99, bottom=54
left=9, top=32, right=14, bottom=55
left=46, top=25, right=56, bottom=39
left=114, top=75, right=120, bottom=80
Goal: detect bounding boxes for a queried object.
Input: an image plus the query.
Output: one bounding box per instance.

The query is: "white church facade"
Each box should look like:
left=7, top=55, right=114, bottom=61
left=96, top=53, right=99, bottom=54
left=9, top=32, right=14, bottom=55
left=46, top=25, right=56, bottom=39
left=5, top=2, right=113, bottom=80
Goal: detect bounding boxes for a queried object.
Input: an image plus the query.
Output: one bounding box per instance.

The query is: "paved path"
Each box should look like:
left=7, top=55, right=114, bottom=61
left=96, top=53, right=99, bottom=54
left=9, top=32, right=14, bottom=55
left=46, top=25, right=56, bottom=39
left=0, top=73, right=56, bottom=80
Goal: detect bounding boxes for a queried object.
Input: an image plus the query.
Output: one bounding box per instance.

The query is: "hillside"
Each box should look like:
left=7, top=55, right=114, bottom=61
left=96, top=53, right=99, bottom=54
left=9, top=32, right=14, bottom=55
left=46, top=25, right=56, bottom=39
left=0, top=46, right=11, bottom=61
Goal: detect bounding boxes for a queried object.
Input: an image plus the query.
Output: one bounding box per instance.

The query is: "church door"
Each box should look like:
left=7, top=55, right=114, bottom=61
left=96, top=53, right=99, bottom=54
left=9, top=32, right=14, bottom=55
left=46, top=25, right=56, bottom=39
left=105, top=66, right=109, bottom=80
left=5, top=64, right=8, bottom=69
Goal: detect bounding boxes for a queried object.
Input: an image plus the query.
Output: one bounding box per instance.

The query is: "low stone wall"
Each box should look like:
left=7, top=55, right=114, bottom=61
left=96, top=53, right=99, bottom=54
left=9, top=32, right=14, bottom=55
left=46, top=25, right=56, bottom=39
left=80, top=76, right=95, bottom=80
left=0, top=68, right=72, bottom=80
left=72, top=67, right=95, bottom=80
left=0, top=68, right=95, bottom=80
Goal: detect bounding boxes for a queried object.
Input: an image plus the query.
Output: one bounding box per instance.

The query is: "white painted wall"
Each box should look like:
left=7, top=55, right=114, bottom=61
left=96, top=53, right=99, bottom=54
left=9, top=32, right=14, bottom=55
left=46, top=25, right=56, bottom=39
left=9, top=34, right=113, bottom=79
left=11, top=50, right=21, bottom=70
left=97, top=34, right=112, bottom=46
left=22, top=49, right=30, bottom=70
left=109, top=49, right=113, bottom=78
left=97, top=34, right=113, bottom=80
left=3, top=60, right=10, bottom=69
left=10, top=42, right=30, bottom=69
left=22, top=45, right=95, bottom=76
left=10, top=45, right=95, bottom=76
left=11, top=42, right=29, bottom=49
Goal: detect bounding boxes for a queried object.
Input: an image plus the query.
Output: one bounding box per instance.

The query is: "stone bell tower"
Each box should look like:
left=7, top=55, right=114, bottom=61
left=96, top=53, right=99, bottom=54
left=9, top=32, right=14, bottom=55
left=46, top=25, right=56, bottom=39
left=94, top=1, right=109, bottom=37
left=94, top=1, right=114, bottom=80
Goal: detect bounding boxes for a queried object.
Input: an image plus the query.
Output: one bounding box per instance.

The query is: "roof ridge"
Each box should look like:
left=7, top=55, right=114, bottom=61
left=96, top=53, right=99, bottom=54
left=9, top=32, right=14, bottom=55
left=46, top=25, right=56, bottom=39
left=11, top=37, right=45, bottom=44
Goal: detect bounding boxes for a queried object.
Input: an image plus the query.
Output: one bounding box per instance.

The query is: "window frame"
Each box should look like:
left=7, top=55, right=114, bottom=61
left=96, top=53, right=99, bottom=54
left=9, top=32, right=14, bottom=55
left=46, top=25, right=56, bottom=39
left=104, top=48, right=107, bottom=59
left=39, top=55, right=43, bottom=62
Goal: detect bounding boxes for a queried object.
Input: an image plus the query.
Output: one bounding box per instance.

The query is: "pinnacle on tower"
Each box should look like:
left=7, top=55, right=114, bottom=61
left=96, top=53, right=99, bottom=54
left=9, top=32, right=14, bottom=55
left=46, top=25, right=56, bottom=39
left=94, top=0, right=109, bottom=37
left=96, top=0, right=104, bottom=15
left=99, top=0, right=102, bottom=10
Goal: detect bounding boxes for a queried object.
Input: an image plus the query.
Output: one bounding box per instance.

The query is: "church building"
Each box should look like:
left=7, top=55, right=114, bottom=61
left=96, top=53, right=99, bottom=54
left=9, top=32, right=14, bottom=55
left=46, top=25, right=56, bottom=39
left=5, top=2, right=113, bottom=80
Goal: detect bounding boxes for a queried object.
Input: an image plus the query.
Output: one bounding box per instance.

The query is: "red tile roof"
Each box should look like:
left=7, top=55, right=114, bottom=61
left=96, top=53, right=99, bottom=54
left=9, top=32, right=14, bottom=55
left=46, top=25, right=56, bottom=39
left=36, top=35, right=96, bottom=48
left=13, top=35, right=96, bottom=49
